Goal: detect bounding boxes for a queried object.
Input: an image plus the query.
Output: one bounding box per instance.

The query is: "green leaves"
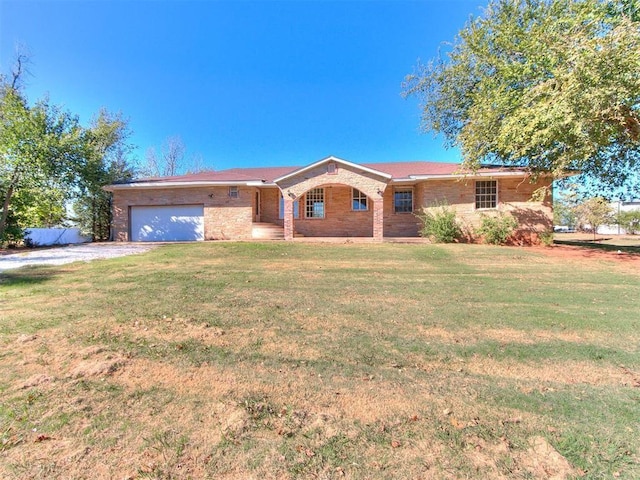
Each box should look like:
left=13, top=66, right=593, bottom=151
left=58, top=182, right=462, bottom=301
left=404, top=0, right=640, bottom=194
left=1, top=73, right=134, bottom=243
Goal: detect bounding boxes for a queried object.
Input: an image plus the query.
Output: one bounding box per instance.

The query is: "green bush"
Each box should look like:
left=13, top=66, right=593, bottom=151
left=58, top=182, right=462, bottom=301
left=617, top=210, right=640, bottom=235
left=476, top=213, right=518, bottom=245
left=539, top=230, right=554, bottom=247
left=419, top=203, right=462, bottom=243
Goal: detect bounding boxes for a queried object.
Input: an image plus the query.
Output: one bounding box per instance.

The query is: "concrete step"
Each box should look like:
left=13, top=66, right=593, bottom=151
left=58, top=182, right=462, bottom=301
left=252, top=222, right=285, bottom=240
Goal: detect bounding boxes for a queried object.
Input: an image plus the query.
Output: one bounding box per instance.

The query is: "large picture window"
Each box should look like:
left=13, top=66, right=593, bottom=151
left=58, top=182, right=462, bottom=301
left=352, top=188, right=368, bottom=211
left=475, top=180, right=497, bottom=209
left=305, top=188, right=325, bottom=218
left=394, top=187, right=413, bottom=213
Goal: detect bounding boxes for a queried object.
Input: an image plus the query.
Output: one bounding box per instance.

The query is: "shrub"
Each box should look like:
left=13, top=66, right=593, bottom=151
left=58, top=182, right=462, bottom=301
left=539, top=230, right=554, bottom=247
left=418, top=202, right=461, bottom=243
left=476, top=213, right=518, bottom=245
left=617, top=210, right=640, bottom=235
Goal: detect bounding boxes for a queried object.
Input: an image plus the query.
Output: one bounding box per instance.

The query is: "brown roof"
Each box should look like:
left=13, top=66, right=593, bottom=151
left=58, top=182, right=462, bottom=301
left=123, top=160, right=527, bottom=186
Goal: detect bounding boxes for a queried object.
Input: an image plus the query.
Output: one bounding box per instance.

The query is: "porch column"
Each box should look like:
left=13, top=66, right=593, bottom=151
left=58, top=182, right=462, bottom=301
left=283, top=197, right=294, bottom=241
left=372, top=198, right=384, bottom=241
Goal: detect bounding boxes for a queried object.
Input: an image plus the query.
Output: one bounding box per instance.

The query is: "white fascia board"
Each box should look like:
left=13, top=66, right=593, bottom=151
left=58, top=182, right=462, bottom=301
left=273, top=155, right=392, bottom=183
left=104, top=180, right=269, bottom=191
left=405, top=171, right=530, bottom=181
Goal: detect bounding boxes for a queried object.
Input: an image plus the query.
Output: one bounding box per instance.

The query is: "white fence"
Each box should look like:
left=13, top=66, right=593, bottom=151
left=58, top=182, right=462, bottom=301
left=25, top=228, right=91, bottom=246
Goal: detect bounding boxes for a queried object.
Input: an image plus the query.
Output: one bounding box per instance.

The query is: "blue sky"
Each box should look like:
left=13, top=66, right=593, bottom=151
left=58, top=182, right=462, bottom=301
left=0, top=0, right=486, bottom=171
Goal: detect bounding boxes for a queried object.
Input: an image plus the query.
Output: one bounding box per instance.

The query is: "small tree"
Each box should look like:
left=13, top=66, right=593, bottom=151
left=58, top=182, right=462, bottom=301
left=574, top=197, right=614, bottom=240
left=616, top=210, right=640, bottom=234
left=476, top=213, right=518, bottom=245
left=553, top=195, right=577, bottom=229
left=418, top=202, right=462, bottom=243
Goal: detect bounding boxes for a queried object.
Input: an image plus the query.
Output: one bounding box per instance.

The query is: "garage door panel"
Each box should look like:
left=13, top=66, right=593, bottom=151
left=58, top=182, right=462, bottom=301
left=131, top=205, right=204, bottom=242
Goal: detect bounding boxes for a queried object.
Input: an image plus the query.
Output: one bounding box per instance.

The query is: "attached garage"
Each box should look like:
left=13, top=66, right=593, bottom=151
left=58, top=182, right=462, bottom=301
left=130, top=205, right=204, bottom=242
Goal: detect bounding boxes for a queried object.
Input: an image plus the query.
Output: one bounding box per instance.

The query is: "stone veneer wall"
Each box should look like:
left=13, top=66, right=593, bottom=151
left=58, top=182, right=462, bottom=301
left=111, top=186, right=255, bottom=241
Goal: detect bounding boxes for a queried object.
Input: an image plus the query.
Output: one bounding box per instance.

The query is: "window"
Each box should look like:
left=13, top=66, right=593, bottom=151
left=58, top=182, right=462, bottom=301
left=305, top=188, right=325, bottom=218
left=394, top=187, right=413, bottom=213
left=279, top=194, right=299, bottom=219
left=475, top=180, right=497, bottom=209
left=327, top=162, right=338, bottom=175
left=229, top=186, right=239, bottom=198
left=352, top=188, right=368, bottom=211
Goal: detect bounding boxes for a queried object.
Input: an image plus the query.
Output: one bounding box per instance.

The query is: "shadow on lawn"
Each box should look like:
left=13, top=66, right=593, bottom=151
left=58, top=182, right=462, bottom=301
left=554, top=239, right=640, bottom=255
left=0, top=268, right=56, bottom=286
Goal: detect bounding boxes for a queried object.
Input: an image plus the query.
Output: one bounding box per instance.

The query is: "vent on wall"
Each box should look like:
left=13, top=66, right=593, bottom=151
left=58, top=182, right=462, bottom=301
left=327, top=162, right=337, bottom=175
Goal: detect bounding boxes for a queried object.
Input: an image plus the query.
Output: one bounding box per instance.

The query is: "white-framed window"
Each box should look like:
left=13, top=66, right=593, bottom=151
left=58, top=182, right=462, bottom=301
left=394, top=187, right=413, bottom=213
left=278, top=194, right=299, bottom=219
left=352, top=188, right=368, bottom=211
left=327, top=162, right=338, bottom=175
left=475, top=180, right=497, bottom=209
left=229, top=186, right=239, bottom=198
left=305, top=188, right=325, bottom=218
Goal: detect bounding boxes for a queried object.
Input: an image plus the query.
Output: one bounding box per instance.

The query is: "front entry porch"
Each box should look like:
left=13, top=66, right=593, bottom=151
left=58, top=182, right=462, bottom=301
left=274, top=157, right=392, bottom=241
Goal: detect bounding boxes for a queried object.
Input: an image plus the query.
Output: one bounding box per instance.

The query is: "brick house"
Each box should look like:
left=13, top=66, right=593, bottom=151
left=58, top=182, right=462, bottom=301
left=105, top=155, right=553, bottom=243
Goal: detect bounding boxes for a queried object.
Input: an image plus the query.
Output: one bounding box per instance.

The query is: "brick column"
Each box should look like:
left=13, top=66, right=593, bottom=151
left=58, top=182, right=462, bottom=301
left=283, top=197, right=294, bottom=240
left=373, top=198, right=384, bottom=241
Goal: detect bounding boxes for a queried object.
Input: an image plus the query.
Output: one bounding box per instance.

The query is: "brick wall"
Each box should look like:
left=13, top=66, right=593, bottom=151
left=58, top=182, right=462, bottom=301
left=259, top=187, right=282, bottom=225
left=111, top=186, right=256, bottom=241
left=383, top=184, right=422, bottom=237
left=415, top=176, right=553, bottom=242
left=293, top=186, right=374, bottom=237
left=112, top=175, right=552, bottom=243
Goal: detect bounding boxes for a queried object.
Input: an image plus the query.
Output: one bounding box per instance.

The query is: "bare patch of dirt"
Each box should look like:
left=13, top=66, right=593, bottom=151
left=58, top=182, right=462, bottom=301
left=520, top=436, right=576, bottom=480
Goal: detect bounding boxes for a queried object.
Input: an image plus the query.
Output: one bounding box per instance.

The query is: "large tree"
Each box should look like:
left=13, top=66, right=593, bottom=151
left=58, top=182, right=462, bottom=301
left=0, top=75, right=85, bottom=242
left=404, top=0, right=640, bottom=196
left=73, top=109, right=136, bottom=241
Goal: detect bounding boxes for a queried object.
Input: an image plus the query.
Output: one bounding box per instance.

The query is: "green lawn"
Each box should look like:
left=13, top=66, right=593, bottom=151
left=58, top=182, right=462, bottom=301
left=1, top=242, right=639, bottom=479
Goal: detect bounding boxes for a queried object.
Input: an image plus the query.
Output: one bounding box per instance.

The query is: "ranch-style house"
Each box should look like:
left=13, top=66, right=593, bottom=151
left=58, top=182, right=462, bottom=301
left=105, top=155, right=553, bottom=243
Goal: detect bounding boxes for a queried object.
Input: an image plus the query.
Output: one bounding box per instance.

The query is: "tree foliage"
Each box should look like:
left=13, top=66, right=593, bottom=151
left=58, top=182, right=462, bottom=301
left=0, top=75, right=85, bottom=242
left=73, top=109, right=135, bottom=241
left=553, top=194, right=578, bottom=227
left=616, top=209, right=640, bottom=234
left=404, top=0, right=640, bottom=195
left=574, top=196, right=614, bottom=238
left=1, top=55, right=136, bottom=244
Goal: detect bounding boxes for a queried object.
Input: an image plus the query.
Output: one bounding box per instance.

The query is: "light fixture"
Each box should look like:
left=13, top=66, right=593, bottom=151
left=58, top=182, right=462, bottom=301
left=288, top=191, right=296, bottom=199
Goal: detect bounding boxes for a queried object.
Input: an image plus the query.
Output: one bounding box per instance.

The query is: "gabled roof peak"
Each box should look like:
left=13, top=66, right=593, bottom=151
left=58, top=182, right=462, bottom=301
left=272, top=155, right=393, bottom=183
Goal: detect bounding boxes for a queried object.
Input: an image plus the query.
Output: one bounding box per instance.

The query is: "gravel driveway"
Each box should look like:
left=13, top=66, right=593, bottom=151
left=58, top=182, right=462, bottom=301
left=0, top=243, right=155, bottom=272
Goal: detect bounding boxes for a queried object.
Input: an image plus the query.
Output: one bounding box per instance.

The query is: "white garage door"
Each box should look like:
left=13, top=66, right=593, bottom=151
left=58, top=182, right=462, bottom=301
left=130, top=205, right=204, bottom=242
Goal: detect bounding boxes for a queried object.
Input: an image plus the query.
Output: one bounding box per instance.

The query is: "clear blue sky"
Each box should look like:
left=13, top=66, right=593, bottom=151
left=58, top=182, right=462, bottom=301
left=0, top=0, right=485, bottom=171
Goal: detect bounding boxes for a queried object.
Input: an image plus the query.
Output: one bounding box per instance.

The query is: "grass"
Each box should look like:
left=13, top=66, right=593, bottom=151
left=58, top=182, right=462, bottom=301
left=554, top=233, right=640, bottom=254
left=0, top=241, right=639, bottom=479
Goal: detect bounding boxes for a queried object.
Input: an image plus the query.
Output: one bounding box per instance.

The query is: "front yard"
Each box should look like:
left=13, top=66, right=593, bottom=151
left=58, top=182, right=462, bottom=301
left=1, top=242, right=638, bottom=479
